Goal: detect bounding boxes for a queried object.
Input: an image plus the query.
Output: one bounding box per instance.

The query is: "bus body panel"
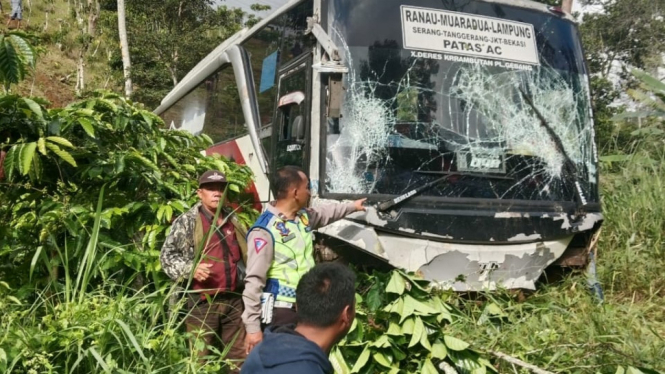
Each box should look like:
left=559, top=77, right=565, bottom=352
left=155, top=0, right=603, bottom=290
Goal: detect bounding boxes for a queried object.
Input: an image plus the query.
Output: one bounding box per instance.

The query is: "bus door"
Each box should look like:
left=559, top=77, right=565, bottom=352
left=271, top=55, right=312, bottom=175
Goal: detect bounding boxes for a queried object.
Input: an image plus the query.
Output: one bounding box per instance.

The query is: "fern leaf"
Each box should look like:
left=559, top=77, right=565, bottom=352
left=45, top=142, right=77, bottom=167
left=20, top=142, right=37, bottom=176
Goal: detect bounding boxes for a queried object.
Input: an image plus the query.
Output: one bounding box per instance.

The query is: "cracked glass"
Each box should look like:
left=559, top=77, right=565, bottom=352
left=324, top=0, right=599, bottom=203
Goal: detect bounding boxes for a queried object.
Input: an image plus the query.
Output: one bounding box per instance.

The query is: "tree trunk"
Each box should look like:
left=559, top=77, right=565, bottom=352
left=76, top=51, right=85, bottom=95
left=87, top=0, right=99, bottom=36
left=561, top=0, right=573, bottom=14
left=117, top=0, right=133, bottom=97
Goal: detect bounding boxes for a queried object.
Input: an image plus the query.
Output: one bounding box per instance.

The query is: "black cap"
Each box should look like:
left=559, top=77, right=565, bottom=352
left=198, top=170, right=227, bottom=187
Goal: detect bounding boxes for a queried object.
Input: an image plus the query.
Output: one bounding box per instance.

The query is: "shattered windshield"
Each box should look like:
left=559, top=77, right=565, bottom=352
left=324, top=0, right=599, bottom=203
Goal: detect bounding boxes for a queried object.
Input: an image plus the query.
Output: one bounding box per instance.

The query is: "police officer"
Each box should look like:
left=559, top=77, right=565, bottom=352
left=242, top=166, right=365, bottom=354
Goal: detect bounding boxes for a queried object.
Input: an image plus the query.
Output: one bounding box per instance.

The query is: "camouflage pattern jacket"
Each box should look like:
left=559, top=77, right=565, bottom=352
left=160, top=202, right=247, bottom=282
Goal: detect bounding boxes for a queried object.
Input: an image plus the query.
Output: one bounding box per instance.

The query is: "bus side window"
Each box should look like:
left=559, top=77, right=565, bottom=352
left=201, top=67, right=247, bottom=143
left=159, top=64, right=247, bottom=144
left=272, top=58, right=310, bottom=171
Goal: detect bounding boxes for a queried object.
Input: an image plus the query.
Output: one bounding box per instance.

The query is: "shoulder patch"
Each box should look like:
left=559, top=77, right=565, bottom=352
left=254, top=238, right=268, bottom=253
left=299, top=213, right=309, bottom=227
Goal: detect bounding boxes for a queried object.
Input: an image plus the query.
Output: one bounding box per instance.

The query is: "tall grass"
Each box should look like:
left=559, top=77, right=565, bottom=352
left=599, top=144, right=664, bottom=300
left=447, top=139, right=665, bottom=373
left=0, top=189, right=235, bottom=374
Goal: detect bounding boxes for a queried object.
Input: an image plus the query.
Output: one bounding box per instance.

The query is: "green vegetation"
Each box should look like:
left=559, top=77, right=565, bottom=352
left=0, top=33, right=257, bottom=372
left=2, top=2, right=665, bottom=373
left=332, top=271, right=493, bottom=374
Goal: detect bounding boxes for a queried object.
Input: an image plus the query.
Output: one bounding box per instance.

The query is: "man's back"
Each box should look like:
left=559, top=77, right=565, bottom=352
left=241, top=325, right=333, bottom=374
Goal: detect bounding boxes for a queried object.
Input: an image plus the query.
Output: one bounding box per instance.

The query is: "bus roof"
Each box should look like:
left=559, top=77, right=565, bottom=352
left=155, top=0, right=574, bottom=115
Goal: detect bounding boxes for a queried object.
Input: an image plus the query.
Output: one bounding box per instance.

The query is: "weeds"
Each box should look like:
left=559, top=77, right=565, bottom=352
left=447, top=133, right=665, bottom=373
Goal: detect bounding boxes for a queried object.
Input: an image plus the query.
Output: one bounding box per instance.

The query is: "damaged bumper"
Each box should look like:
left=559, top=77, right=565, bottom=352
left=316, top=207, right=603, bottom=291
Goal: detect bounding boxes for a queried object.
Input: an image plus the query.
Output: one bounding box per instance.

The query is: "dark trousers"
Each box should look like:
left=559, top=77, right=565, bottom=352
left=185, top=294, right=246, bottom=372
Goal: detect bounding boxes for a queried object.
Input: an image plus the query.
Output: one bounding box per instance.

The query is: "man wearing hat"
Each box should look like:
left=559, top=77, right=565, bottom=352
left=160, top=169, right=247, bottom=369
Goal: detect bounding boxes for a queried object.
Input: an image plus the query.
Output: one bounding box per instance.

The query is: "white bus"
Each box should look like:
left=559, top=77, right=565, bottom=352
left=155, top=0, right=603, bottom=291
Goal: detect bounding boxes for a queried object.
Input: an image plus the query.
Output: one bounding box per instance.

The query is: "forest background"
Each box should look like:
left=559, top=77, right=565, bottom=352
left=0, top=0, right=664, bottom=373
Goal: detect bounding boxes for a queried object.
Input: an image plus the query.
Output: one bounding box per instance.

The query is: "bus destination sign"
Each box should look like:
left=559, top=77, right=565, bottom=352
left=401, top=5, right=540, bottom=65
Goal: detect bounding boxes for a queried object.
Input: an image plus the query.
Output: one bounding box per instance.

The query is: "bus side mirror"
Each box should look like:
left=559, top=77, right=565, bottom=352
left=292, top=115, right=305, bottom=142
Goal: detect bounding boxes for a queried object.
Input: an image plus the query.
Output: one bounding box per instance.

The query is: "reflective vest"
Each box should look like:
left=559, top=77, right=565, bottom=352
left=250, top=208, right=314, bottom=303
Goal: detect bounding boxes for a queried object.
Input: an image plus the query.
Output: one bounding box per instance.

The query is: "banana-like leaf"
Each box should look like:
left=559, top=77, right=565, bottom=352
left=627, top=89, right=664, bottom=112
left=633, top=69, right=665, bottom=95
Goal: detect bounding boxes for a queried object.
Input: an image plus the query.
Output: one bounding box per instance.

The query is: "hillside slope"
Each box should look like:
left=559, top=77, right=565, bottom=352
left=7, top=0, right=119, bottom=107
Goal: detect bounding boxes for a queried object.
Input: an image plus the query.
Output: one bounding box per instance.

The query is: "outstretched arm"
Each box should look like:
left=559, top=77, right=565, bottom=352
left=307, top=199, right=366, bottom=230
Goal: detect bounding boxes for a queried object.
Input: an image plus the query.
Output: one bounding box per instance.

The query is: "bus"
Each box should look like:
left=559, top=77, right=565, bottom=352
left=154, top=0, right=603, bottom=291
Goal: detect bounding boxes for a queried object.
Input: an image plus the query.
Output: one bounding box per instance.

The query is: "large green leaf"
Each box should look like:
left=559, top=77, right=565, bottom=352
left=386, top=271, right=406, bottom=295
left=329, top=347, right=351, bottom=374
left=8, top=34, right=36, bottom=68
left=0, top=34, right=35, bottom=89
left=20, top=142, right=37, bottom=176
left=372, top=351, right=393, bottom=368
left=350, top=346, right=371, bottom=373
left=409, top=316, right=425, bottom=348
left=444, top=335, right=470, bottom=351
left=37, top=137, right=47, bottom=155
left=432, top=339, right=448, bottom=360
left=21, top=98, right=43, bottom=120
left=78, top=118, right=96, bottom=138
left=0, top=36, right=24, bottom=88
left=422, top=358, right=439, bottom=374
left=3, top=145, right=20, bottom=180
left=46, top=136, right=75, bottom=148
left=45, top=142, right=77, bottom=167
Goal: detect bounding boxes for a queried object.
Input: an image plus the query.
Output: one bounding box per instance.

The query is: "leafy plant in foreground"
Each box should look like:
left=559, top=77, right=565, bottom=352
left=332, top=270, right=494, bottom=374
left=0, top=90, right=258, bottom=294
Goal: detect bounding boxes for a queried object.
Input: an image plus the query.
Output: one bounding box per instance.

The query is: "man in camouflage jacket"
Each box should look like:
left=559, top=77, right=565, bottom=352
left=160, top=170, right=247, bottom=371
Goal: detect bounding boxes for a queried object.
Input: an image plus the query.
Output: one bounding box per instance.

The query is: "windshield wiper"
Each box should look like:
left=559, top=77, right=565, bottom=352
left=518, top=88, right=589, bottom=213
left=376, top=171, right=507, bottom=212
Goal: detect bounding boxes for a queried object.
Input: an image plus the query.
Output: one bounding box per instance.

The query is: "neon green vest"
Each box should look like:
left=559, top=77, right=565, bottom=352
left=265, top=210, right=315, bottom=303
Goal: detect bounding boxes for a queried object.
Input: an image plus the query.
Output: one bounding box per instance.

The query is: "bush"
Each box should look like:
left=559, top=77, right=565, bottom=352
left=0, top=91, right=257, bottom=293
